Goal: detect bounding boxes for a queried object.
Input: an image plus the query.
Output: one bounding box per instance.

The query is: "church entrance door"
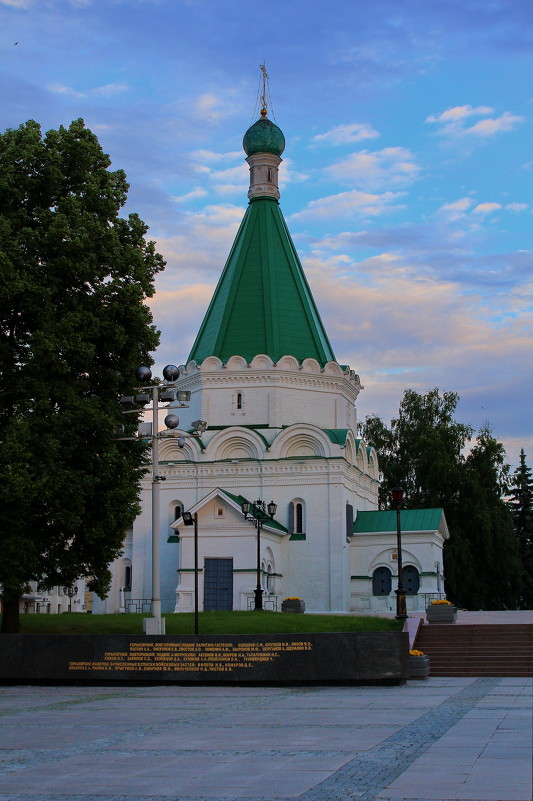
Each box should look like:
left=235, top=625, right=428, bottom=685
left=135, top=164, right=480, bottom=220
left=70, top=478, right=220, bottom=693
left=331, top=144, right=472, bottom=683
left=204, top=558, right=233, bottom=611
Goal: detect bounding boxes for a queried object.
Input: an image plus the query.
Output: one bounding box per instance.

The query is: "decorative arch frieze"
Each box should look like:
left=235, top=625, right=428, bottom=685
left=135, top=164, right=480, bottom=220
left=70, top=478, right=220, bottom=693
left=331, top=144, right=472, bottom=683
left=205, top=427, right=267, bottom=462
left=269, top=424, right=331, bottom=459
left=226, top=355, right=248, bottom=370
left=323, top=361, right=344, bottom=376
left=249, top=354, right=275, bottom=369
left=199, top=356, right=223, bottom=370
left=276, top=355, right=299, bottom=371
left=301, top=357, right=320, bottom=373
left=158, top=434, right=202, bottom=463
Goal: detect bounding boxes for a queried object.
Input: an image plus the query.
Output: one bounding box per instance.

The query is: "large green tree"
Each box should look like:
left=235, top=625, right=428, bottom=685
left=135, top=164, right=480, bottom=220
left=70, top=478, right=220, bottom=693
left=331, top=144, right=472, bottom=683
left=363, top=389, right=521, bottom=609
left=0, top=119, right=164, bottom=632
left=508, top=450, right=533, bottom=608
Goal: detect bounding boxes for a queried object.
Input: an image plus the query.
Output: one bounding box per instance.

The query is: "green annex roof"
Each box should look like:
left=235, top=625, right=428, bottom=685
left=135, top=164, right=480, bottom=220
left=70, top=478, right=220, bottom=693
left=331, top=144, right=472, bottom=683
left=188, top=196, right=336, bottom=365
left=353, top=508, right=446, bottom=534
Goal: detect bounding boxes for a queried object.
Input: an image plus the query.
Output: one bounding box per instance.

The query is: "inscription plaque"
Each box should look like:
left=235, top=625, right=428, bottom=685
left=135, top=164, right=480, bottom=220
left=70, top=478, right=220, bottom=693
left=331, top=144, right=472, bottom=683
left=0, top=632, right=408, bottom=684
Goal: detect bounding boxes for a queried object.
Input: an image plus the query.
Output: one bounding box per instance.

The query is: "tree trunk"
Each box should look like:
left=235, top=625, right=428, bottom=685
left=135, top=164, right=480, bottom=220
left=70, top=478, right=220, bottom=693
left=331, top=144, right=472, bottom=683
left=1, top=594, right=21, bottom=633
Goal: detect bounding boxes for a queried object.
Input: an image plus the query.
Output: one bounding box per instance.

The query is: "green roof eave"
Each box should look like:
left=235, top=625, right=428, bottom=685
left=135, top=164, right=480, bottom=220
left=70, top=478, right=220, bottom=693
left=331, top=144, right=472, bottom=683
left=323, top=429, right=349, bottom=447
left=188, top=197, right=335, bottom=365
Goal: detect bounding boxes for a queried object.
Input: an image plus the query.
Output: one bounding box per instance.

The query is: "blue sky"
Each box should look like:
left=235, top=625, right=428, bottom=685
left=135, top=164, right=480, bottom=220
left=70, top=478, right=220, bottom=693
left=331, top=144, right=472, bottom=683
left=2, top=0, right=532, bottom=468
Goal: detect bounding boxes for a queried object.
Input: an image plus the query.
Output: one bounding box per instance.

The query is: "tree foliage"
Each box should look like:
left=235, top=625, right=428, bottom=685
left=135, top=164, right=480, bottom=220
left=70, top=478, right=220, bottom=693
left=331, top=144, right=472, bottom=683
left=362, top=389, right=522, bottom=610
left=0, top=119, right=164, bottom=632
left=508, top=450, right=533, bottom=608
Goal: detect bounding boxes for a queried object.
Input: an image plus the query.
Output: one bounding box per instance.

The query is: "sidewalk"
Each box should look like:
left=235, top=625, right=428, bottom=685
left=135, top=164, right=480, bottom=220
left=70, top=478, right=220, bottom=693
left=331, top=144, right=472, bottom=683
left=0, top=676, right=531, bottom=801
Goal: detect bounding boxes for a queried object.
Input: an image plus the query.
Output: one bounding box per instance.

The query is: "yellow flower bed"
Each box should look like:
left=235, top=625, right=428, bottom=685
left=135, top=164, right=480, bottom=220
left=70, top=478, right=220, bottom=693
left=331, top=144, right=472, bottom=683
left=284, top=597, right=301, bottom=601
left=410, top=649, right=425, bottom=656
left=430, top=599, right=452, bottom=605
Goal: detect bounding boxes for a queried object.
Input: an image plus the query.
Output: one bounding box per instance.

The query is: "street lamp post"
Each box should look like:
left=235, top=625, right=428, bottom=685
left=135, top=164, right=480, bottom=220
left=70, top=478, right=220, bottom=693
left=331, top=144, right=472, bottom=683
left=119, top=364, right=192, bottom=636
left=392, top=486, right=408, bottom=620
left=182, top=511, right=199, bottom=635
left=240, top=498, right=277, bottom=610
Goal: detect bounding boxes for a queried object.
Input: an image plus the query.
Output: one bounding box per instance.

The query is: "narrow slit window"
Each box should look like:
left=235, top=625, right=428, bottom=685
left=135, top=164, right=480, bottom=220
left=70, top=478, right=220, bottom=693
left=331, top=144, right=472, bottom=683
left=296, top=503, right=303, bottom=533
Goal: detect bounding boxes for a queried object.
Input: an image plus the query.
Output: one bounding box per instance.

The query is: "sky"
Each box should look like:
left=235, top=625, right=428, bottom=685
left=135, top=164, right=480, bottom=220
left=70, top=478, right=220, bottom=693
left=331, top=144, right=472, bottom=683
left=1, top=0, right=532, bottom=469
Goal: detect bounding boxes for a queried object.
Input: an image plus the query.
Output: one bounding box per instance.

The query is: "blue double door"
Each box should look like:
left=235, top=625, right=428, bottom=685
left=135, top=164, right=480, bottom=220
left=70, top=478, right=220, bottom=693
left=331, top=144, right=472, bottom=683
left=203, top=558, right=233, bottom=611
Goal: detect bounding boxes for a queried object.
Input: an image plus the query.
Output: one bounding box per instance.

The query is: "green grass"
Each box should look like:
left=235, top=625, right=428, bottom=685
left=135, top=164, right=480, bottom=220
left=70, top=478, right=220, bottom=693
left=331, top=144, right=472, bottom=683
left=7, top=611, right=402, bottom=635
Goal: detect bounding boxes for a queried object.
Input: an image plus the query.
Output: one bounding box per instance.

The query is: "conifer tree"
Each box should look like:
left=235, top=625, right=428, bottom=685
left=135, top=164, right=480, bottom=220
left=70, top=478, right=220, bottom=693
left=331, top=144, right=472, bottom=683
left=0, top=119, right=164, bottom=632
left=508, top=449, right=533, bottom=608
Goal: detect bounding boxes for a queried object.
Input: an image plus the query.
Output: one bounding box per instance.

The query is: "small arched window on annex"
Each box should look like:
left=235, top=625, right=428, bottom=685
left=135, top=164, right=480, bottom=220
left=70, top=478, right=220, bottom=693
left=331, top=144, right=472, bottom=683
left=372, top=566, right=392, bottom=596
left=266, top=563, right=273, bottom=593
left=288, top=499, right=306, bottom=540
left=403, top=565, right=420, bottom=595
left=168, top=501, right=184, bottom=542
left=123, top=559, right=132, bottom=591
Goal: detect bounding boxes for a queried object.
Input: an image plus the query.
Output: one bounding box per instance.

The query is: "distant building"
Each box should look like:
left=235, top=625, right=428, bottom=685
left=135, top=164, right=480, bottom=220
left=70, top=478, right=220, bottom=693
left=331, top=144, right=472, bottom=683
left=94, top=108, right=448, bottom=616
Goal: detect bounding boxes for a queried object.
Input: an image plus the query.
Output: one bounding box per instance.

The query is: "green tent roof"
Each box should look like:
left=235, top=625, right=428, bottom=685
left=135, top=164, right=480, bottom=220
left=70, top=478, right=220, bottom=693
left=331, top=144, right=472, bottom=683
left=188, top=197, right=336, bottom=365
left=353, top=508, right=446, bottom=534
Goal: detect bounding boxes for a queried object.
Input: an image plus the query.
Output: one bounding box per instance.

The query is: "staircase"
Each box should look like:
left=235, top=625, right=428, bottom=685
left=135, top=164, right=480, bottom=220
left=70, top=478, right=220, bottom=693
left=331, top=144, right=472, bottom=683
left=414, top=623, right=533, bottom=677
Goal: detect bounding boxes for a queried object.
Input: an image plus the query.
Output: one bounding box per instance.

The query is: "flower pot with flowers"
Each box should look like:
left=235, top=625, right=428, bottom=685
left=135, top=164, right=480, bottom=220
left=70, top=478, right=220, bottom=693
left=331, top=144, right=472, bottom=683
left=281, top=597, right=305, bottom=613
left=409, top=649, right=430, bottom=678
left=426, top=599, right=457, bottom=623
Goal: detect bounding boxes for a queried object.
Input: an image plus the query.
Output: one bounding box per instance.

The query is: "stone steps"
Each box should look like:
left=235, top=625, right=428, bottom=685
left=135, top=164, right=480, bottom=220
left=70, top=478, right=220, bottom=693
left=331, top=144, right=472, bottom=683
left=414, top=623, right=533, bottom=677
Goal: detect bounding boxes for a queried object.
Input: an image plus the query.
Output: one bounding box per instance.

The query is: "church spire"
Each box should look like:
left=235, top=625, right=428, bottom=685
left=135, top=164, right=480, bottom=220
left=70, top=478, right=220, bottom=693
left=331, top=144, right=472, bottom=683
left=187, top=79, right=336, bottom=367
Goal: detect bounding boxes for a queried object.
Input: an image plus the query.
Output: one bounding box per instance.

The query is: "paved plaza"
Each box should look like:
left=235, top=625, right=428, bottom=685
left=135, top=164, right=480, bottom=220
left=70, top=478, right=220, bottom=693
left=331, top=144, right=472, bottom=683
left=0, top=676, right=531, bottom=801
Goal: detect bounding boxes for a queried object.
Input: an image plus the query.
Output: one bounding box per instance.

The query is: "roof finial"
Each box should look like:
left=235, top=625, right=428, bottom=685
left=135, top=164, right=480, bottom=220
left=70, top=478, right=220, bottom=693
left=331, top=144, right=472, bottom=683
left=260, top=63, right=269, bottom=117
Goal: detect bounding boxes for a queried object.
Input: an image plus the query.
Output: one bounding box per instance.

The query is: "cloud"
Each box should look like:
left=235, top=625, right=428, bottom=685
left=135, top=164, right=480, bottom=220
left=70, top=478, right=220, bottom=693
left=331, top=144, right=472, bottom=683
left=291, top=189, right=405, bottom=221
left=472, top=202, right=502, bottom=215
left=437, top=197, right=475, bottom=221
left=90, top=83, right=129, bottom=97
left=152, top=203, right=245, bottom=282
left=171, top=187, right=208, bottom=203
left=311, top=122, right=379, bottom=146
left=506, top=203, right=528, bottom=212
left=464, top=112, right=524, bottom=137
left=327, top=147, right=420, bottom=189
left=299, top=260, right=532, bottom=461
left=47, top=82, right=129, bottom=100
left=427, top=105, right=523, bottom=138
left=426, top=105, right=493, bottom=124
left=192, top=93, right=239, bottom=124
left=0, top=0, right=30, bottom=6
left=191, top=149, right=242, bottom=162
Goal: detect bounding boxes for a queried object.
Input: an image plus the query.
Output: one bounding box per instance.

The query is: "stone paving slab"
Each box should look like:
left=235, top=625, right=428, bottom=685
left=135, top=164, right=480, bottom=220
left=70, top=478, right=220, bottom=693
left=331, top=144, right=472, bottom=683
left=0, top=677, right=531, bottom=801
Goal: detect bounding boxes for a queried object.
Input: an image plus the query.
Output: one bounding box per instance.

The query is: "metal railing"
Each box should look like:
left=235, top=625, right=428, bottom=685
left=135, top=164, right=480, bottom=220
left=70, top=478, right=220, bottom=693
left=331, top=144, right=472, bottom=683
left=125, top=598, right=152, bottom=614
left=419, top=592, right=447, bottom=605
left=247, top=595, right=278, bottom=611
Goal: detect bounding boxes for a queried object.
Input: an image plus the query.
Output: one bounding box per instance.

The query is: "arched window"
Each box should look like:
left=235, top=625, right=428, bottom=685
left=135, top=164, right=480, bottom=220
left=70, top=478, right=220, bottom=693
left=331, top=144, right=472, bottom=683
left=404, top=565, right=420, bottom=595
left=296, top=503, right=303, bottom=533
left=372, top=567, right=392, bottom=596
left=232, top=390, right=244, bottom=413
left=124, top=565, right=132, bottom=591
left=288, top=500, right=306, bottom=539
left=267, top=564, right=273, bottom=593
left=174, top=504, right=182, bottom=521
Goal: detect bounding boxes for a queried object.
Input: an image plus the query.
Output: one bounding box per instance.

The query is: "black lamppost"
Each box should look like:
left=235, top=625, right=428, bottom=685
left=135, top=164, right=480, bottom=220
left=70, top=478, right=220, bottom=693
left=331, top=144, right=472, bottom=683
left=182, top=511, right=199, bottom=635
left=63, top=585, right=78, bottom=613
left=392, top=486, right=408, bottom=620
left=240, top=498, right=277, bottom=610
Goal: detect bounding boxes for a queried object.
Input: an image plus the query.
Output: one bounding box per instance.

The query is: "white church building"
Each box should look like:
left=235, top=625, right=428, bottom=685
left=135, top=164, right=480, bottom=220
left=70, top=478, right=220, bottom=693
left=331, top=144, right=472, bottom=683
left=94, top=107, right=448, bottom=617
